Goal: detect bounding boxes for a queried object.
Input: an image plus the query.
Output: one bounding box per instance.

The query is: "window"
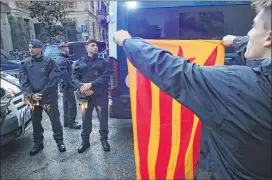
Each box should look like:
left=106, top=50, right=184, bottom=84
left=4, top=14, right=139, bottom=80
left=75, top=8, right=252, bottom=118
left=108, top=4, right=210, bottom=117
left=73, top=44, right=86, bottom=56
left=23, top=19, right=30, bottom=38
left=68, top=45, right=74, bottom=55
left=128, top=4, right=255, bottom=52
left=128, top=12, right=165, bottom=39
left=179, top=12, right=224, bottom=40
left=24, top=18, right=29, bottom=24
left=92, top=22, right=95, bottom=39
left=99, top=26, right=101, bottom=41
left=102, top=30, right=105, bottom=41
left=90, top=1, right=94, bottom=11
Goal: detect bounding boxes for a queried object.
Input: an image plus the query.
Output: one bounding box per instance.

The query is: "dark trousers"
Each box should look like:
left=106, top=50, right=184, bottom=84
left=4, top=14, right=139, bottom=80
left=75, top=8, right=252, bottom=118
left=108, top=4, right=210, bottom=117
left=81, top=93, right=109, bottom=141
left=31, top=99, right=63, bottom=143
left=63, top=87, right=77, bottom=125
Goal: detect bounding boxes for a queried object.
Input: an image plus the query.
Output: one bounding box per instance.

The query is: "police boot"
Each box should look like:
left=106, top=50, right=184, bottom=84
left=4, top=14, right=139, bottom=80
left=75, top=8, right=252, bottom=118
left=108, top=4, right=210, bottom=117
left=78, top=141, right=90, bottom=153
left=56, top=140, right=66, bottom=152
left=101, top=139, right=110, bottom=152
left=30, top=142, right=44, bottom=156
left=68, top=122, right=81, bottom=129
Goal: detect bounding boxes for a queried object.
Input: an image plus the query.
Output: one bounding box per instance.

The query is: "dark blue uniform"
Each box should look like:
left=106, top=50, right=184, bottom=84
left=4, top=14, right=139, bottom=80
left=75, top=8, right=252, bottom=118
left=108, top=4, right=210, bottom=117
left=19, top=56, right=63, bottom=144
left=122, top=37, right=271, bottom=179
left=73, top=55, right=112, bottom=142
left=58, top=54, right=78, bottom=127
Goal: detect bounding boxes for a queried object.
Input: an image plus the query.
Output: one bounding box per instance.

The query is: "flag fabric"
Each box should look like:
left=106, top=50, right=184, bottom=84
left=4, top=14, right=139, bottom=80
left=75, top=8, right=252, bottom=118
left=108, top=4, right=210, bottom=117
left=127, top=40, right=225, bottom=180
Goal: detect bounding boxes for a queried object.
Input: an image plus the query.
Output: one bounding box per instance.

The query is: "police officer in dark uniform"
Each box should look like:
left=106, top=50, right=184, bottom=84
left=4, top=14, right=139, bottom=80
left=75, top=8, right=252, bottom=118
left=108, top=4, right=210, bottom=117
left=73, top=39, right=112, bottom=153
left=19, top=39, right=66, bottom=156
left=57, top=43, right=81, bottom=129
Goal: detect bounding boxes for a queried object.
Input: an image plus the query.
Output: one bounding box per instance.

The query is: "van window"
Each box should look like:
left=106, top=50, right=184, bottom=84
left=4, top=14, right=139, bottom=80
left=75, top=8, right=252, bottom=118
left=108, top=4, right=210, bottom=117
left=179, top=12, right=224, bottom=40
left=128, top=4, right=255, bottom=52
left=73, top=44, right=86, bottom=56
left=68, top=45, right=74, bottom=55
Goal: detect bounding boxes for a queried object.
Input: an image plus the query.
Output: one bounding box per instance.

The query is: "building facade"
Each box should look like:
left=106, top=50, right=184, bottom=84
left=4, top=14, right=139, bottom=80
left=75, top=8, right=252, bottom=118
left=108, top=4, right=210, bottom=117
left=0, top=1, right=13, bottom=52
left=65, top=1, right=108, bottom=42
left=1, top=1, right=108, bottom=52
left=7, top=1, right=37, bottom=51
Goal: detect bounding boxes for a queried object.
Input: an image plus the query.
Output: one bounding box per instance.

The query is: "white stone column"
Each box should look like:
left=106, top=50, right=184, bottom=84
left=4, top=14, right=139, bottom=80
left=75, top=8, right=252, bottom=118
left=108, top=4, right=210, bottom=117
left=1, top=13, right=13, bottom=51
left=29, top=19, right=36, bottom=39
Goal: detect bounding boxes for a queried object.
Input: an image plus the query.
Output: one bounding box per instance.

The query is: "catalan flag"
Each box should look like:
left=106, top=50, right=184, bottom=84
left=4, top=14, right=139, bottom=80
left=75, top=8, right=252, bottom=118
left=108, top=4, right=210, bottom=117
left=127, top=40, right=225, bottom=180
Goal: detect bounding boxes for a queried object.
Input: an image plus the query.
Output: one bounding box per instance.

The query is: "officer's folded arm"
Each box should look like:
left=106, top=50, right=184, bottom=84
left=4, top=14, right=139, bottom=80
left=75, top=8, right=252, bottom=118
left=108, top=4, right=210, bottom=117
left=18, top=62, right=34, bottom=98
left=122, top=38, right=231, bottom=128
left=90, top=60, right=112, bottom=88
left=39, top=59, right=60, bottom=96
left=72, top=64, right=84, bottom=90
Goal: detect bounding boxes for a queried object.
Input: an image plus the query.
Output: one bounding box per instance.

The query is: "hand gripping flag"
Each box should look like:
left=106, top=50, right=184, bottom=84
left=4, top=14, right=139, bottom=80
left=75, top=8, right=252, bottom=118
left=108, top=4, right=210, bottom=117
left=127, top=40, right=225, bottom=180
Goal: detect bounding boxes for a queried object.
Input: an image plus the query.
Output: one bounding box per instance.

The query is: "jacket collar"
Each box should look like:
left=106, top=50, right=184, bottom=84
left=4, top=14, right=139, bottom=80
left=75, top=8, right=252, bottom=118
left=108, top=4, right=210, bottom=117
left=248, top=59, right=271, bottom=76
left=60, top=53, right=69, bottom=58
left=86, top=54, right=98, bottom=62
left=28, top=55, right=44, bottom=67
left=31, top=55, right=43, bottom=61
left=246, top=59, right=265, bottom=67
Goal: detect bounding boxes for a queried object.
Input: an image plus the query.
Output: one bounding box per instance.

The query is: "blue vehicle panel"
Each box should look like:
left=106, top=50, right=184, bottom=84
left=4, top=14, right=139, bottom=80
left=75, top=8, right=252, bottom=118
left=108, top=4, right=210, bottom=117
left=108, top=1, right=253, bottom=118
left=0, top=53, right=20, bottom=71
left=116, top=1, right=253, bottom=96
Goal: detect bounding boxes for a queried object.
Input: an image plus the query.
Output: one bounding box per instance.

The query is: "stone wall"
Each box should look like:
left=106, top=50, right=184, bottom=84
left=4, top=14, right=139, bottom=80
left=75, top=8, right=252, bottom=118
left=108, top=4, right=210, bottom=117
left=0, top=2, right=13, bottom=51
left=2, top=1, right=108, bottom=48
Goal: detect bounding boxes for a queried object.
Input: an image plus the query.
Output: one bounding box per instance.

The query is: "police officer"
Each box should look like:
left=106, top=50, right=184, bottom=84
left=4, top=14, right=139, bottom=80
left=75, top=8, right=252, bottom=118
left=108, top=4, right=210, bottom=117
left=73, top=39, right=112, bottom=153
left=58, top=43, right=81, bottom=129
left=19, top=39, right=66, bottom=156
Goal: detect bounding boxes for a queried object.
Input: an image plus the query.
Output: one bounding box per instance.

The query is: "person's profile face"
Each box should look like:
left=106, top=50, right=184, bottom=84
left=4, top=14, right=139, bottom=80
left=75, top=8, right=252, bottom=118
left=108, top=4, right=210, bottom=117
left=245, top=9, right=271, bottom=59
left=29, top=44, right=42, bottom=57
left=64, top=47, right=69, bottom=54
left=86, top=42, right=98, bottom=54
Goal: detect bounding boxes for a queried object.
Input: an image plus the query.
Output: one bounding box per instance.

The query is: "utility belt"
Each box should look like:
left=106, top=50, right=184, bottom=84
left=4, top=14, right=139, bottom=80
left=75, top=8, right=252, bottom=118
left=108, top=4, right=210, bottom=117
left=75, top=90, right=108, bottom=109
left=75, top=89, right=108, bottom=102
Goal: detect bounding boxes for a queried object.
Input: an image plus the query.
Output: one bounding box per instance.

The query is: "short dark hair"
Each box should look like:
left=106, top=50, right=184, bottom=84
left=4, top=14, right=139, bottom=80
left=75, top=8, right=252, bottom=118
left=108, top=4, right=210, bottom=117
left=252, top=0, right=271, bottom=30
left=86, top=39, right=97, bottom=46
left=29, top=39, right=43, bottom=48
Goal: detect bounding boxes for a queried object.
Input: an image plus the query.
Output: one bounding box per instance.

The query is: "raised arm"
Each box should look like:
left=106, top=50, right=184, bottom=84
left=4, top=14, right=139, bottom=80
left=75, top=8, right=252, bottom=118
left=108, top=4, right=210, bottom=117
left=122, top=37, right=231, bottom=126
left=72, top=60, right=84, bottom=90
left=233, top=36, right=249, bottom=53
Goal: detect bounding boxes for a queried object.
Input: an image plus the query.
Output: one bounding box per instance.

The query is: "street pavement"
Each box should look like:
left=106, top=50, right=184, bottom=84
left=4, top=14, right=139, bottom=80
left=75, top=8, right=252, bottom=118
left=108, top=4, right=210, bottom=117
left=0, top=98, right=136, bottom=180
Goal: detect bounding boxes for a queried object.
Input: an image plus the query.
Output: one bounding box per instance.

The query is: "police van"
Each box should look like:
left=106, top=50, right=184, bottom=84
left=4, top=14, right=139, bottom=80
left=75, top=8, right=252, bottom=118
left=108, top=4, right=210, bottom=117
left=107, top=1, right=255, bottom=119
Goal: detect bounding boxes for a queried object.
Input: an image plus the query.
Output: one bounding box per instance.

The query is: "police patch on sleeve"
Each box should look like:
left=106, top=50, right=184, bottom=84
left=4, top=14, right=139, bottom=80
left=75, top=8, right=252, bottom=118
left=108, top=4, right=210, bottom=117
left=94, top=70, right=100, bottom=76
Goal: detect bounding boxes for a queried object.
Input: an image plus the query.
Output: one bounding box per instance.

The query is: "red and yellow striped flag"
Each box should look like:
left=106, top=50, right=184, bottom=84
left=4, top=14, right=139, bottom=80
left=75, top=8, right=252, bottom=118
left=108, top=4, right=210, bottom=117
left=127, top=40, right=225, bottom=180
